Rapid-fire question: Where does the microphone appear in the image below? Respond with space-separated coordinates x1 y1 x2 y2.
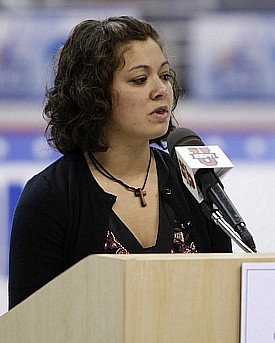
167 127 257 253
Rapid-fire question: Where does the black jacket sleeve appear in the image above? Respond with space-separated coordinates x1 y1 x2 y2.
8 175 67 309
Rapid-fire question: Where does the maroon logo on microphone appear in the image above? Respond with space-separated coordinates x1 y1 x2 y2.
178 159 196 189
188 147 218 166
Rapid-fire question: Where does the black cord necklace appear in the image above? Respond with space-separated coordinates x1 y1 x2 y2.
88 150 152 207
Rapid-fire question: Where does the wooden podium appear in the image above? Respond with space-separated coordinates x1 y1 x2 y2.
1 253 275 342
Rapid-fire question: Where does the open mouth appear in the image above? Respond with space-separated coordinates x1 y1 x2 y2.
156 109 166 114
151 106 168 115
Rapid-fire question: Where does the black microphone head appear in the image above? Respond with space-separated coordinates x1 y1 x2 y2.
166 127 204 161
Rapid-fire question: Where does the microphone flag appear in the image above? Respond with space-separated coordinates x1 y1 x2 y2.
175 145 234 202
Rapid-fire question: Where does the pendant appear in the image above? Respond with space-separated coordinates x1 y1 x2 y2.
134 188 147 207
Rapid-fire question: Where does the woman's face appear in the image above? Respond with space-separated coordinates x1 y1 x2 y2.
107 38 173 147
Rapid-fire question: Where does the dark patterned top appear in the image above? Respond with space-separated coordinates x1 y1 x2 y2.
104 199 197 254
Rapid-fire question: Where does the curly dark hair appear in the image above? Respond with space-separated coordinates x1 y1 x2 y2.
43 16 181 154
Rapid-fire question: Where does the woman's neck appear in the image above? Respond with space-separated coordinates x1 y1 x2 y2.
90 145 152 179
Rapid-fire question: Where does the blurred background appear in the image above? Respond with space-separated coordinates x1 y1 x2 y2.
1 0 275 315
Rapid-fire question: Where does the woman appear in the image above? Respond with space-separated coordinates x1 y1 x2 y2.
9 16 232 309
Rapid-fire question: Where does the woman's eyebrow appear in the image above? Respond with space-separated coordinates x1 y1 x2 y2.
127 61 170 72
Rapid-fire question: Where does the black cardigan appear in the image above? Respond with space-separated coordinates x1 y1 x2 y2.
9 148 232 308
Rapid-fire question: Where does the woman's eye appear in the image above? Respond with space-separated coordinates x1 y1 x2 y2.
132 77 147 85
161 73 172 81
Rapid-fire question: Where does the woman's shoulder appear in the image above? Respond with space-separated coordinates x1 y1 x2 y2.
152 146 173 164
35 150 84 175
23 151 87 195
152 146 180 176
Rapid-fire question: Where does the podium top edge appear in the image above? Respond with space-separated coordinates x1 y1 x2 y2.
87 253 275 263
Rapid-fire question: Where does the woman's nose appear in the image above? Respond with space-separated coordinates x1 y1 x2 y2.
150 78 168 99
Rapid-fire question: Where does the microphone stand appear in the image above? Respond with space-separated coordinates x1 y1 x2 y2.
201 202 257 254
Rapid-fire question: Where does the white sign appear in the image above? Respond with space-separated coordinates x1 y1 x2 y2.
241 262 275 343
